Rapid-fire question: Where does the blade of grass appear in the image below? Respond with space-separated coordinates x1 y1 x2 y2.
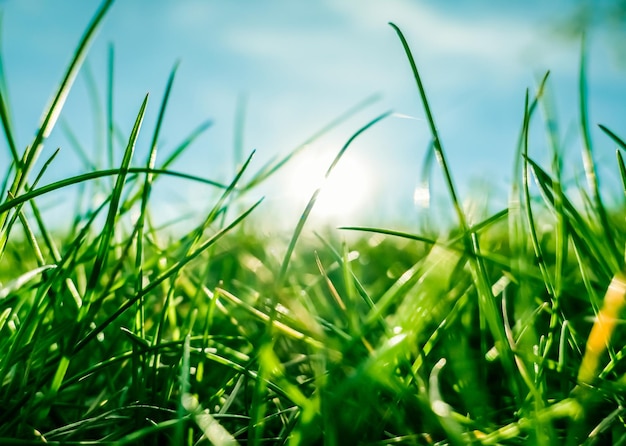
599 124 626 152
132 63 179 372
42 94 146 423
160 120 213 170
0 166 228 216
6 0 114 199
617 150 626 198
578 37 619 263
390 22 521 403
522 90 556 297
243 94 381 191
0 14 18 164
106 44 115 171
277 111 390 286
82 93 147 311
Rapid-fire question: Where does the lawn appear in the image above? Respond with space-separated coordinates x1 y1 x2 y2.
0 2 625 445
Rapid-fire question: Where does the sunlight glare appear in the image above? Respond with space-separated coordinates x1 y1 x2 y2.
283 149 374 221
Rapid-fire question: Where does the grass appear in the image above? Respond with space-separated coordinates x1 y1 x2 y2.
1 3 626 445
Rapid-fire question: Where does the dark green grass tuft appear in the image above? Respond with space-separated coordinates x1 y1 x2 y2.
0 4 625 445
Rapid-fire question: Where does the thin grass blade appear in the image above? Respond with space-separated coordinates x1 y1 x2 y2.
277 111 390 286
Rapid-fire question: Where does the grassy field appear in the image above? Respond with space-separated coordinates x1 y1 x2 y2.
1 2 626 445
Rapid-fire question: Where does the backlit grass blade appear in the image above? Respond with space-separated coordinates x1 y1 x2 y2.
522 90 555 297
599 124 626 152
617 150 626 198
107 44 115 170
0 16 18 164
160 119 213 170
82 94 147 308
243 93 381 191
60 119 98 170
527 156 617 279
578 38 619 263
134 63 179 342
7 0 114 199
44 94 146 420
0 167 227 216
390 22 520 403
81 61 106 164
277 111 390 286
389 22 465 231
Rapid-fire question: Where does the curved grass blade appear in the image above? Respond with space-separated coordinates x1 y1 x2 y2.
389 22 466 231
42 94 147 422
133 62 179 344
7 0 114 199
107 44 115 170
243 93 381 191
160 119 213 170
390 22 520 401
599 124 626 152
277 111 390 286
617 150 626 198
83 93 147 309
0 15 18 164
578 38 619 263
0 167 228 216
522 90 556 297
527 156 618 279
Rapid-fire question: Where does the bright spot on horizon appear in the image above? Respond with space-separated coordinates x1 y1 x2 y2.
282 149 374 222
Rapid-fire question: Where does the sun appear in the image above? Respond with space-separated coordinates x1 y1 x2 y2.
282 148 374 222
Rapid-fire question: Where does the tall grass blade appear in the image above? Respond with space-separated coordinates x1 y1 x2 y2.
243 94 380 191
160 119 213 170
578 38 619 263
0 167 227 216
0 16 18 164
277 111 390 286
82 94 147 309
7 0 114 198
106 44 115 170
617 150 626 198
390 22 520 402
42 94 146 420
599 124 626 152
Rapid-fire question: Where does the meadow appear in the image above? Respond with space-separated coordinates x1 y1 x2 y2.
1 2 626 444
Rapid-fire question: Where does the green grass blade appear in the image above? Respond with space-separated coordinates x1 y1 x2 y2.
60 119 98 170
527 156 618 279
7 0 114 198
522 90 555 297
0 17 18 164
243 94 381 191
617 150 626 198
82 93 147 308
390 22 521 402
0 167 228 216
159 120 213 170
578 38 619 263
389 22 466 231
277 111 390 286
599 124 626 152
107 44 115 170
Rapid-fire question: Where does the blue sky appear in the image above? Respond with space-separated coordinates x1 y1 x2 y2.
1 1 625 231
